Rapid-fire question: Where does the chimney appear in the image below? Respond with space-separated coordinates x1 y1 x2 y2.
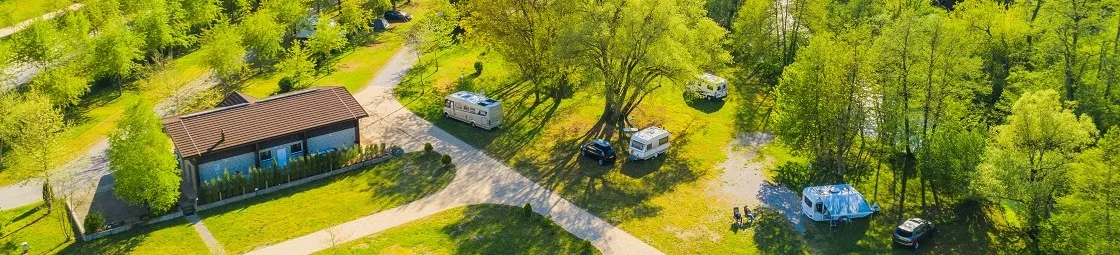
220 129 226 142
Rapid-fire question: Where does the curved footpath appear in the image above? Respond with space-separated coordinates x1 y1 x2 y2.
244 47 663 255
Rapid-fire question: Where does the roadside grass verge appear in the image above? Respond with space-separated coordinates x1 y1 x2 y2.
0 202 72 254
199 152 454 254
59 218 208 255
317 204 599 255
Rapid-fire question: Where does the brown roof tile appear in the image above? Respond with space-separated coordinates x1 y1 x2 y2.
162 86 368 157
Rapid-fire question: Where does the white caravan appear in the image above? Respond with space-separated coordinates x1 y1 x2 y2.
687 73 728 100
801 184 876 222
627 126 670 160
444 91 504 130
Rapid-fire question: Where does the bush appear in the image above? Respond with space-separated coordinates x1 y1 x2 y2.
84 211 106 233
473 61 483 75
522 203 534 218
424 143 434 153
278 76 297 92
441 154 452 166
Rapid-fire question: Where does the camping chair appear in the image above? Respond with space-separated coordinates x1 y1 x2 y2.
733 207 743 228
743 205 757 224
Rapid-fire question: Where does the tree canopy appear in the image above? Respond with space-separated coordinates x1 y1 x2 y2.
108 101 182 214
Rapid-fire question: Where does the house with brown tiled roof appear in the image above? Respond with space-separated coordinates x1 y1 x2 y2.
162 86 368 203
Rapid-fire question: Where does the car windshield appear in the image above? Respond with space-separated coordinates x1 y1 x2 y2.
595 144 614 154
895 228 913 237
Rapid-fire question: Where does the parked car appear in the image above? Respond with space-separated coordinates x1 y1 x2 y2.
893 218 934 249
385 9 412 22
581 139 617 165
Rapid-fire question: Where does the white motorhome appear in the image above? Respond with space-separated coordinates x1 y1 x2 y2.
687 73 728 100
801 184 876 222
627 126 670 160
444 91 504 130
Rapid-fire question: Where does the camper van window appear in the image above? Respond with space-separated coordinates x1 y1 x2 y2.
659 137 669 145
646 143 652 150
814 203 823 214
480 111 487 116
445 100 452 107
804 197 812 208
630 140 643 150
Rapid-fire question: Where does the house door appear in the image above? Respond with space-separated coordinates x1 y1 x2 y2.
277 148 289 168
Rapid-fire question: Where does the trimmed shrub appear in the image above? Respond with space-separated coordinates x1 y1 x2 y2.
278 76 297 92
441 154 452 166
522 203 533 218
424 143 434 153
473 61 483 75
84 211 106 233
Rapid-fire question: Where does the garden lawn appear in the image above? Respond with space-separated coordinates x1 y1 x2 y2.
395 45 769 254
0 0 75 28
59 218 208 255
0 47 209 186
199 152 455 254
239 0 431 98
0 203 72 254
317 204 599 255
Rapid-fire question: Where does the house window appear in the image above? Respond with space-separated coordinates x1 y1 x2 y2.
290 143 303 154
259 151 273 163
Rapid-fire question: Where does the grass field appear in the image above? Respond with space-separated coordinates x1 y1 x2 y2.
395 45 773 254
0 203 73 254
58 218 208 255
0 0 75 28
199 152 455 254
393 44 1033 254
318 204 599 255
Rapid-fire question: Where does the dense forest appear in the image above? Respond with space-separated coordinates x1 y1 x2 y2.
724 0 1120 252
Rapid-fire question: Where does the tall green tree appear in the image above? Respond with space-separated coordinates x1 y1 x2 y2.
463 0 568 101
200 21 247 82
134 0 191 57
180 0 222 30
774 29 873 181
977 89 1098 236
8 93 65 212
275 41 315 89
1041 126 1120 254
10 21 65 67
308 17 348 68
108 101 182 214
89 19 146 92
29 63 91 108
240 9 286 67
561 0 729 131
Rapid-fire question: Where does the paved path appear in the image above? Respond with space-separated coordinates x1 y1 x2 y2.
0 72 218 219
187 214 227 255
0 3 84 38
245 47 662 255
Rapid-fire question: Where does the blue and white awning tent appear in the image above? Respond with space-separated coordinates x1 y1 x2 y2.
803 184 875 221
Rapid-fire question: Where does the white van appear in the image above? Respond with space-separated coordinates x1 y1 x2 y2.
444 91 504 130
627 126 670 160
687 73 728 100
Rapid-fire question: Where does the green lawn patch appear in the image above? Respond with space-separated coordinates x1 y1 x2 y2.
59 218 208 255
395 45 764 254
0 203 73 254
318 204 599 255
0 0 76 28
199 152 455 254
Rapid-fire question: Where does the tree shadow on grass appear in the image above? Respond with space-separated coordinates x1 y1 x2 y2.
56 219 189 255
753 207 809 254
364 152 455 206
683 92 726 114
442 205 597 255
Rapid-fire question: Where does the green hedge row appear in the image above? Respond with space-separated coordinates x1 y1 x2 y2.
198 143 397 204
